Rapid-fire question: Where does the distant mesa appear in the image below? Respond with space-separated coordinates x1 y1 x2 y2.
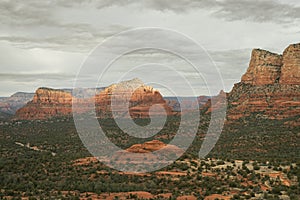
14 88 74 120
164 96 210 113
0 92 34 119
14 79 176 120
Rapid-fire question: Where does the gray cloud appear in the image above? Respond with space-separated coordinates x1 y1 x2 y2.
0 72 78 96
214 0 300 24
0 0 298 96
0 73 75 82
53 0 300 22
140 0 300 24
0 25 128 52
0 0 299 52
0 0 129 52
56 0 300 24
133 0 300 24
208 49 252 91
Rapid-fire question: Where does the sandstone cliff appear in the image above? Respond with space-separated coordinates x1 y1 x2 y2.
227 43 300 120
280 43 300 84
14 79 174 120
241 49 282 85
15 88 74 120
95 78 174 118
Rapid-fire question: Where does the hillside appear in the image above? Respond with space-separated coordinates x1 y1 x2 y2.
0 92 34 118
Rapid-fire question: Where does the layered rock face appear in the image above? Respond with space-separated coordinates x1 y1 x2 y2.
32 88 73 104
15 79 174 120
241 49 282 85
15 88 74 120
227 83 300 120
95 78 174 118
280 43 300 84
227 43 300 120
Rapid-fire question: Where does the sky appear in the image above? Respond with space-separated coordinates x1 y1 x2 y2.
0 0 299 97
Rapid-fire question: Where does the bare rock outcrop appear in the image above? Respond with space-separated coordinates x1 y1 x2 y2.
280 43 300 84
227 43 300 120
95 78 174 118
15 88 73 120
14 79 174 120
241 49 282 85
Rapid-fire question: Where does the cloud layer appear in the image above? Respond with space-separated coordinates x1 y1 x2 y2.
0 0 299 52
0 0 299 96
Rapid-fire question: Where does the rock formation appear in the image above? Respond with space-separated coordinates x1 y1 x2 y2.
95 78 174 118
125 140 183 154
280 43 300 84
241 49 282 85
15 88 74 120
126 140 168 153
14 43 300 121
14 79 174 120
226 43 300 120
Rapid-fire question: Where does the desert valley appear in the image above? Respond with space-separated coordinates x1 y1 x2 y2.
0 43 299 199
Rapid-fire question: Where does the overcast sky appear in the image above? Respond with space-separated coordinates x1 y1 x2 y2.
0 0 299 96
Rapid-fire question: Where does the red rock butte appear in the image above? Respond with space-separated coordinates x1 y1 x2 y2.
241 43 300 85
14 79 174 120
15 88 74 120
227 43 300 120
95 78 174 118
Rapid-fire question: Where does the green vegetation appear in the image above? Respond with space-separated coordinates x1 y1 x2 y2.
0 114 299 199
